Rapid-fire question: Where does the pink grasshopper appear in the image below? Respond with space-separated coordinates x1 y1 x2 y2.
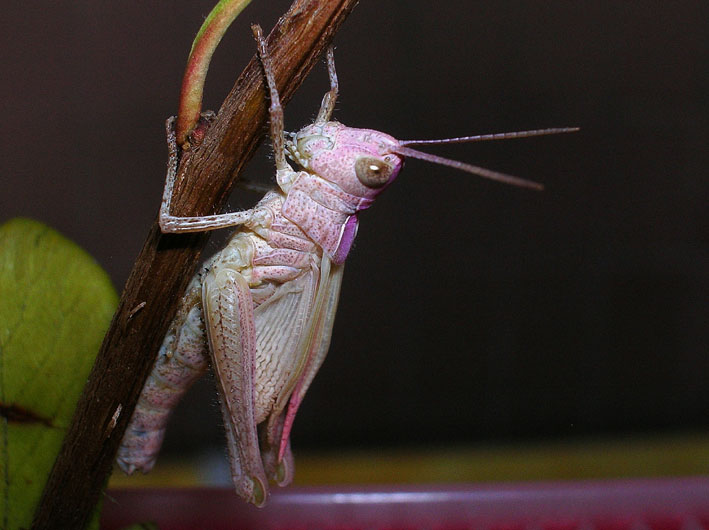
117 25 577 506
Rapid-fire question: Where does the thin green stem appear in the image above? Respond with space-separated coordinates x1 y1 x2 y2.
176 0 252 146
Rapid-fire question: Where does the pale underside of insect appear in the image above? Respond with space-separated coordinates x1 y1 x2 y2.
116 25 577 506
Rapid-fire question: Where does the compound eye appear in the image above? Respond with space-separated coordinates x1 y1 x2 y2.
354 156 393 188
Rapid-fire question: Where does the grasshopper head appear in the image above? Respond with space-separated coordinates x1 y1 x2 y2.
287 122 404 201
286 123 580 198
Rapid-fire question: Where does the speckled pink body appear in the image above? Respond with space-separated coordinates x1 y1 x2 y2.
118 119 406 505
283 122 403 263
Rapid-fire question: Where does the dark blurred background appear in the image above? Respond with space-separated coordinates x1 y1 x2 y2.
2 1 707 464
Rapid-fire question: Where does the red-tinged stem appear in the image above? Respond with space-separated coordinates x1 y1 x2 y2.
175 0 252 146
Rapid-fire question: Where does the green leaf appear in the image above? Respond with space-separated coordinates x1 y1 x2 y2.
0 218 118 530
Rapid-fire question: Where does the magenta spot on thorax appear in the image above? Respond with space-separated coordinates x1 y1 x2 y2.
333 215 359 264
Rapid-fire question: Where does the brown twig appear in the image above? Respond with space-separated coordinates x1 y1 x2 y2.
31 1 358 527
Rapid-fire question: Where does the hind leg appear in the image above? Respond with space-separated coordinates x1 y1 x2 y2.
117 275 208 473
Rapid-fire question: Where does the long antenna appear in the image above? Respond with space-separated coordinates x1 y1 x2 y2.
393 145 545 190
399 127 579 146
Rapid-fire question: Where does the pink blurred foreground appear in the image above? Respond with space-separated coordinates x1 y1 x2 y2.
102 477 709 530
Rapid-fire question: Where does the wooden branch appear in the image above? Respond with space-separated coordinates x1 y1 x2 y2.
31 1 358 527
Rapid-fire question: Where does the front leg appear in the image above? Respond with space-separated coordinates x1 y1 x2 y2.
161 26 291 235
315 46 339 124
251 24 288 174
159 117 257 233
202 265 268 506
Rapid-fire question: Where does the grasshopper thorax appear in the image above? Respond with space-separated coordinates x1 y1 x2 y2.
286 121 404 201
